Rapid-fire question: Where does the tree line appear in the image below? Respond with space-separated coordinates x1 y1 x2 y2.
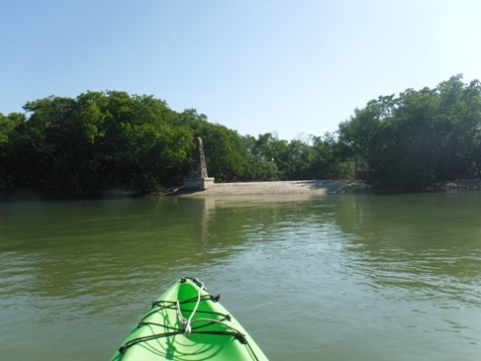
338 75 481 188
0 90 350 195
1 75 480 195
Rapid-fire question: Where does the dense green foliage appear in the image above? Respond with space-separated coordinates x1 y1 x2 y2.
1 91 193 193
339 75 481 188
0 91 350 194
2 74 480 194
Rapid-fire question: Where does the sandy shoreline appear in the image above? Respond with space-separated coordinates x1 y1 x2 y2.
169 179 481 198
1 179 480 201
171 180 371 197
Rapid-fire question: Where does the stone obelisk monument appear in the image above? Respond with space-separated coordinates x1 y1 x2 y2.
183 137 215 190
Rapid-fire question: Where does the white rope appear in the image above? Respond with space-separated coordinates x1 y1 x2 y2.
176 278 205 335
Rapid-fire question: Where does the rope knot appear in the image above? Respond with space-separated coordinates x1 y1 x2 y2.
176 279 205 335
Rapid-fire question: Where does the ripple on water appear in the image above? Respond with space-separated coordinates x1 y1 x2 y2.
2 195 481 361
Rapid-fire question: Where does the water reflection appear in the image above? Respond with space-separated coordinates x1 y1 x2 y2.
2 193 480 305
1 193 480 360
330 193 481 309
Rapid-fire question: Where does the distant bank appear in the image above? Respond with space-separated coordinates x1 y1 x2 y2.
169 179 481 198
171 180 370 197
2 179 480 202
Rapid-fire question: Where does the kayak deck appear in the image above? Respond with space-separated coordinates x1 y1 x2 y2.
110 277 268 361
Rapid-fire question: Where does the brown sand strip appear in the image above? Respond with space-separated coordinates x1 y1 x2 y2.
173 180 369 197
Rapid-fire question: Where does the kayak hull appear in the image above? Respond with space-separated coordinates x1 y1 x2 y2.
110 277 269 361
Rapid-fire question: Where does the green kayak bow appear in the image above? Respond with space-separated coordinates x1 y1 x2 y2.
110 277 269 361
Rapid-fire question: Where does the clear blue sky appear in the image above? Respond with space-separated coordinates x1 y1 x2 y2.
2 0 481 141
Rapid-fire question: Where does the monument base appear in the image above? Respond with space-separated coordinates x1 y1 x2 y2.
182 177 215 190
